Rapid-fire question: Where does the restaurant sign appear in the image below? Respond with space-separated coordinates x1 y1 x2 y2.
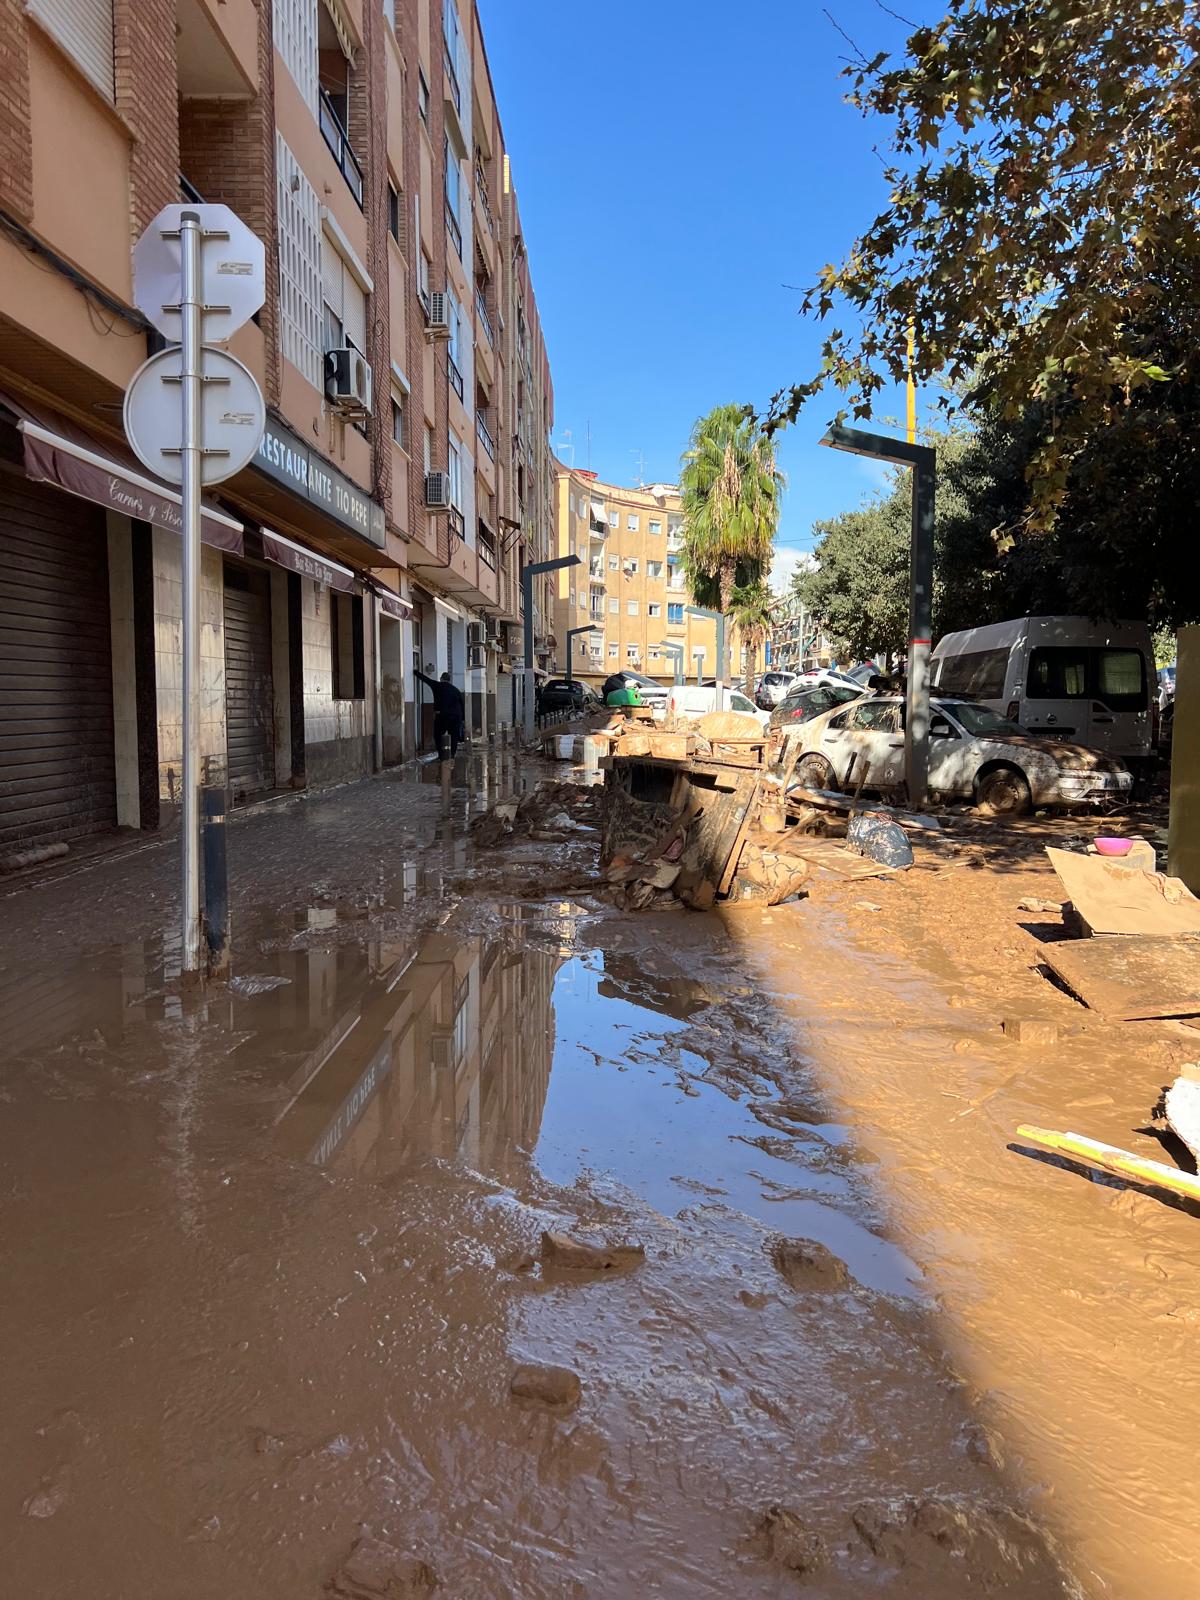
255 418 385 549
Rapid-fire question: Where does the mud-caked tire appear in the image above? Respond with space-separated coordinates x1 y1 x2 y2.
795 754 837 791
975 764 1031 817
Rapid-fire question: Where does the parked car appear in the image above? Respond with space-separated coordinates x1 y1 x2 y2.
600 669 669 709
538 678 596 716
790 694 1133 814
930 615 1155 761
767 682 861 733
794 666 863 692
669 683 770 727
755 670 799 710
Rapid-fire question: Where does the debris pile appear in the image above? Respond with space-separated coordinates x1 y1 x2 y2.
470 780 602 848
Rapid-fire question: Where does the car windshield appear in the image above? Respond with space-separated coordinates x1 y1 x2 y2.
781 685 858 717
947 702 1024 738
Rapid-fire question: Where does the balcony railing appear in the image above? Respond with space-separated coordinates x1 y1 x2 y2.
476 412 495 458
319 88 364 208
179 173 204 203
475 163 494 234
444 49 461 113
447 353 464 400
448 504 465 542
588 561 605 580
475 288 493 345
478 520 497 569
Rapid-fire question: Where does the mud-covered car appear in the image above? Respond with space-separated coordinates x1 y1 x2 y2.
755 670 799 710
768 682 861 733
790 694 1133 814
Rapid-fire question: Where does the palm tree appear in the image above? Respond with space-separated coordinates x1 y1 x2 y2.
678 404 785 676
727 581 774 695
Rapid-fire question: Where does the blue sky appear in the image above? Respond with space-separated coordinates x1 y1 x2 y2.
477 0 926 590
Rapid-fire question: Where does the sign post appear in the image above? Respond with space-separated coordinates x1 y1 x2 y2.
127 204 265 975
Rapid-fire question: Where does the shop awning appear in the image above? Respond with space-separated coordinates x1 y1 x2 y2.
373 582 413 620
589 499 607 523
2 393 245 553
260 526 355 592
433 595 465 623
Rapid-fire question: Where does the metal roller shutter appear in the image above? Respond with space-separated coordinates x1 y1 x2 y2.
0 472 116 852
222 562 275 802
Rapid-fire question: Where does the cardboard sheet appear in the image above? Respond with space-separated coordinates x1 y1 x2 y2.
1045 847 1200 938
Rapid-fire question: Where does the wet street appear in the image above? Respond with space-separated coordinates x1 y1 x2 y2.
0 753 1181 1597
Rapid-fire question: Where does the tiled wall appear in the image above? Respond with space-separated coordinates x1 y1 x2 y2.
153 529 227 803
301 577 373 782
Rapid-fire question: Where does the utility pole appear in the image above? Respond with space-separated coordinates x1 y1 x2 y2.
685 604 727 688
521 554 579 738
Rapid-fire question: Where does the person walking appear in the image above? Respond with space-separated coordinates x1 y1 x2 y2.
415 668 466 759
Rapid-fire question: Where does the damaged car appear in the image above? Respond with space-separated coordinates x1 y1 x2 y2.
791 695 1133 815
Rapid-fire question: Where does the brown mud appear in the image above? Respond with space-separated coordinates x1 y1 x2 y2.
0 756 1157 1596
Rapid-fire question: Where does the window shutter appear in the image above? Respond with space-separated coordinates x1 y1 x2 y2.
29 0 115 101
341 274 367 354
321 243 344 325
275 134 323 390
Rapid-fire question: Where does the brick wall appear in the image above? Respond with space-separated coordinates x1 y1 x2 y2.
349 0 392 528
0 0 32 219
394 0 430 556
114 0 179 239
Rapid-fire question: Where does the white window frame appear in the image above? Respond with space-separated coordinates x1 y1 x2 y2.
627 600 638 616
447 433 464 507
607 510 619 528
647 602 661 618
647 561 663 578
608 598 619 614
608 643 619 658
627 514 639 531
648 520 662 536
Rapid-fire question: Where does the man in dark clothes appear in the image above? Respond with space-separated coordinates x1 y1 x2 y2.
415 669 466 758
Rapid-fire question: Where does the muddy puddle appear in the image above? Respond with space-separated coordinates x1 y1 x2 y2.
1 876 1082 1596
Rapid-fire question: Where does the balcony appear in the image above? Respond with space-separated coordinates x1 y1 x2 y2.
447 353 464 400
475 287 493 345
446 205 463 261
448 505 465 542
476 412 495 459
588 560 606 581
478 519 497 570
319 88 364 207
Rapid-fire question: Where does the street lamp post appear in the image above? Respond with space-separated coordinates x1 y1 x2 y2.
657 640 684 685
685 605 727 688
820 424 936 807
521 554 580 739
564 624 593 683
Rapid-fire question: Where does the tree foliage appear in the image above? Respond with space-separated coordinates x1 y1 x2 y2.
726 581 774 692
679 405 785 624
772 0 1200 531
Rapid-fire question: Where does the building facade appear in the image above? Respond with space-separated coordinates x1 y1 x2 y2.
768 588 834 675
552 465 766 688
0 0 554 857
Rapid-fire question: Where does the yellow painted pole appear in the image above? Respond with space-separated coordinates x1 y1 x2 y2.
1016 1124 1200 1205
906 324 917 444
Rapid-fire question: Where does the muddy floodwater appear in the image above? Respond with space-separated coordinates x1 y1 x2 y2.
0 765 1154 1596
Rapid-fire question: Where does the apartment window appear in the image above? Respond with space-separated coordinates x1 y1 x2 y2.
608 643 619 658
648 520 662 536
423 423 434 474
331 593 366 700
608 598 619 614
418 67 430 126
275 135 324 390
649 647 660 660
418 249 431 309
272 0 318 111
447 434 463 506
626 645 639 661
569 589 576 607
390 389 407 449
624 559 638 575
627 514 639 531
627 600 638 616
648 602 661 618
29 0 115 99
647 560 663 578
667 603 684 624
569 494 577 517
322 238 367 353
608 555 618 571
578 592 586 609
668 514 684 538
607 510 619 528
387 182 405 249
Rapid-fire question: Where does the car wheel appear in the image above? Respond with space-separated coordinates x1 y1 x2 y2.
795 753 837 791
975 764 1031 817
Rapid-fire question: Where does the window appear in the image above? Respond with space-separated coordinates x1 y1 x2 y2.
331 593 366 700
447 434 463 506
608 643 619 658
934 646 1008 700
649 647 660 660
578 592 586 608
626 645 639 661
608 556 618 571
1096 648 1147 710
648 520 662 536
388 182 404 249
276 135 324 389
272 0 318 111
569 494 577 517
1027 646 1088 699
446 288 462 360
29 0 115 99
647 602 661 618
321 238 367 353
731 693 757 715
608 598 619 614
418 67 430 126
607 510 619 528
418 249 431 308
667 514 684 537
569 589 575 607
444 137 462 222
848 702 900 732
647 560 663 579
423 423 433 474
667 603 684 624
390 390 407 449
627 600 638 616
627 514 639 531
624 559 638 575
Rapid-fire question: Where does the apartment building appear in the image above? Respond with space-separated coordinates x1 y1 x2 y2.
769 588 833 674
0 0 553 857
552 466 765 688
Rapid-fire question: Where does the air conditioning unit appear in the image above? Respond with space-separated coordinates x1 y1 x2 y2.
468 643 486 669
425 291 451 340
424 471 452 509
483 616 499 642
467 620 485 649
325 347 373 411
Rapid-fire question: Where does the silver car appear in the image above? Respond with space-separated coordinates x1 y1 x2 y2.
755 670 799 710
791 695 1133 814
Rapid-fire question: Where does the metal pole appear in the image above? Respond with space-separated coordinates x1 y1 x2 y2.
201 784 230 978
905 459 935 809
716 613 727 689
180 211 203 975
522 566 535 742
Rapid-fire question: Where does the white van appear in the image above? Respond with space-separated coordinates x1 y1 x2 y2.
668 683 769 726
930 616 1154 759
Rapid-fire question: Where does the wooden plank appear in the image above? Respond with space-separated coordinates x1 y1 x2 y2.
1016 1124 1200 1205
717 773 762 896
1041 935 1200 1020
1046 846 1200 938
780 838 898 880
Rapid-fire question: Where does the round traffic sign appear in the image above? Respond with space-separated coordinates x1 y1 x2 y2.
133 203 266 344
124 346 265 487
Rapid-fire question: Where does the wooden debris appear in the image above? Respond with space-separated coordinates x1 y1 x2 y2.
1045 846 1200 938
1003 1016 1059 1046
1015 1123 1200 1205
1164 1067 1200 1168
1040 935 1200 1019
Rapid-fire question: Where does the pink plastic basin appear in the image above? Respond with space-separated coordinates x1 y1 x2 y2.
1094 836 1133 857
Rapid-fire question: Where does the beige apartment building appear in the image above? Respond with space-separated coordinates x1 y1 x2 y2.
552 466 767 688
0 0 554 857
